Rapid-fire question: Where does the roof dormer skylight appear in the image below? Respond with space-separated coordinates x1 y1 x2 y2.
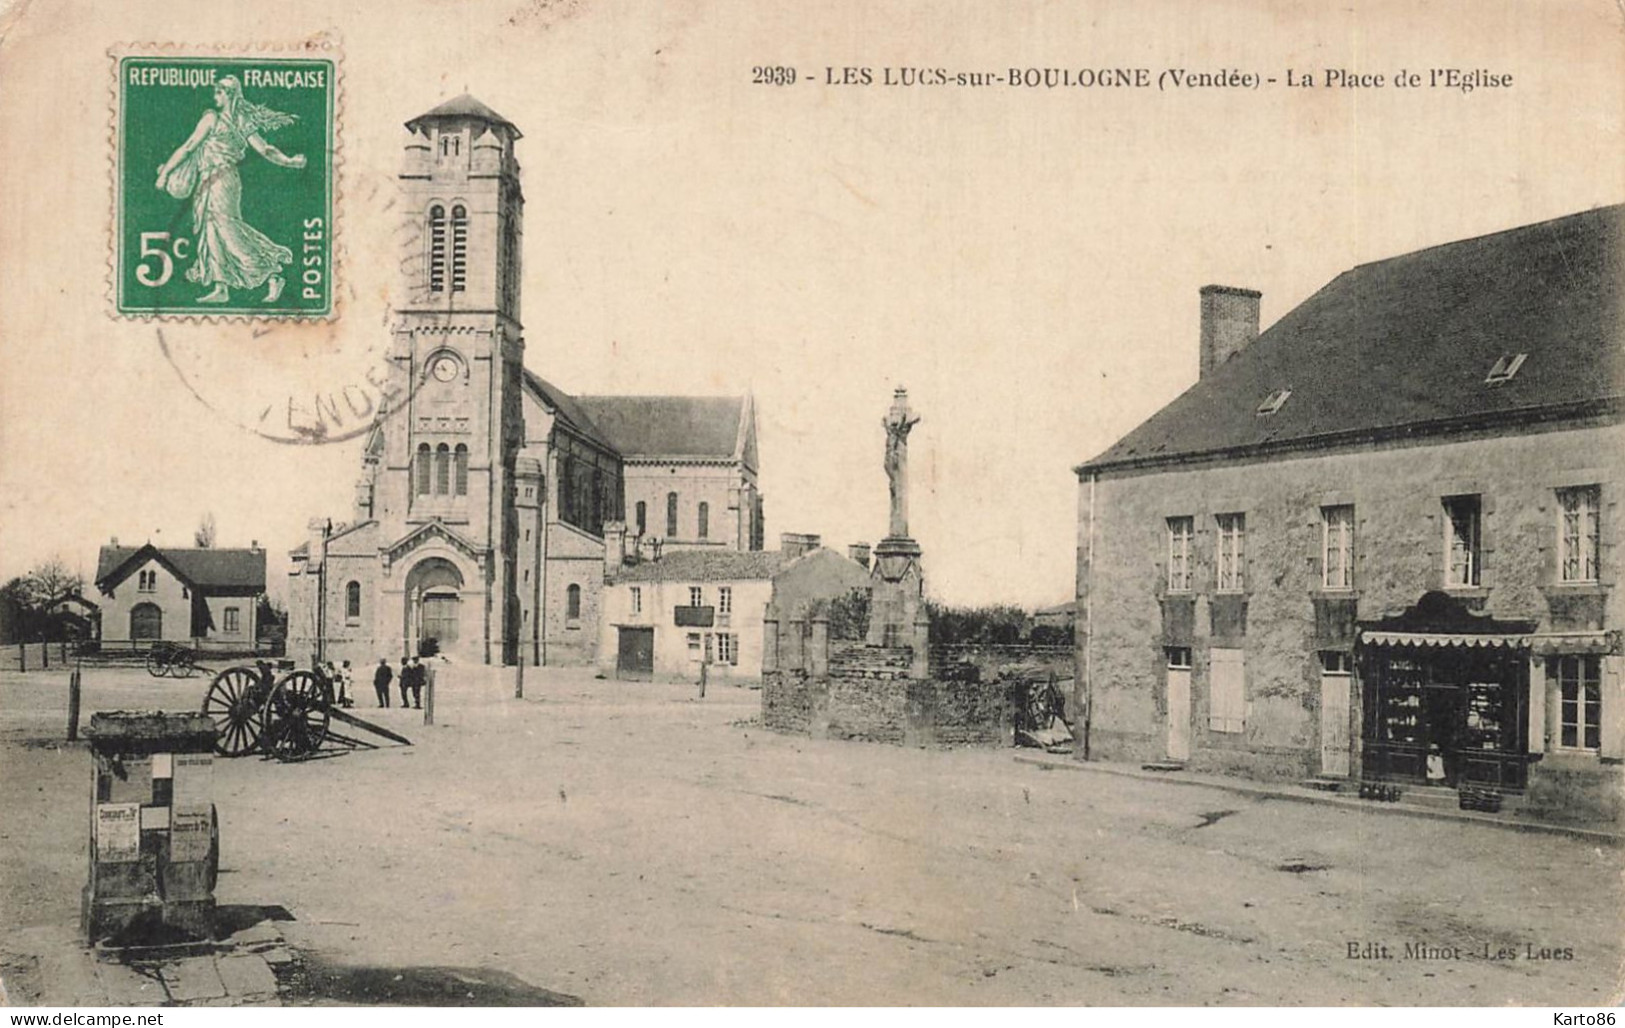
1485 353 1527 385
1256 389 1292 416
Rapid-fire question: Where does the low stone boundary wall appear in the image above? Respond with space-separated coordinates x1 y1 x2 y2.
760 627 1008 747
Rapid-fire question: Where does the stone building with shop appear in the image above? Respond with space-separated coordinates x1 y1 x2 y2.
286 96 762 668
1073 205 1623 819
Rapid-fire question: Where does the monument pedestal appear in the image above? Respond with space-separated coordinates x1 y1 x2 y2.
867 536 924 648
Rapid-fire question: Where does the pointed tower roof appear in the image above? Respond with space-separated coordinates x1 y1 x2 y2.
405 94 521 138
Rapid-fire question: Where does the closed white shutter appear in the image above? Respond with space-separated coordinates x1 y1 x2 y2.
1209 648 1246 733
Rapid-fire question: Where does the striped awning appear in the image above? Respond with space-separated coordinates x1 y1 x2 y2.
1360 630 1529 650
1529 631 1620 656
1359 629 1620 654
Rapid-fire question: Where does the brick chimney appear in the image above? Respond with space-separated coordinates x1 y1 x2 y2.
1199 285 1262 378
847 542 871 569
779 532 822 559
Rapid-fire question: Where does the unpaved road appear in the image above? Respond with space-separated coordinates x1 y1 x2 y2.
2 664 1620 1005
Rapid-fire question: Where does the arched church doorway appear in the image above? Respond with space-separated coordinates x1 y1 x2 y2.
405 558 464 657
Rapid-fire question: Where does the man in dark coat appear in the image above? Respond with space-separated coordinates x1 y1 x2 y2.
407 656 425 709
398 656 413 708
372 657 392 708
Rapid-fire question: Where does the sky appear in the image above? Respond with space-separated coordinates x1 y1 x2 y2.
0 0 1621 608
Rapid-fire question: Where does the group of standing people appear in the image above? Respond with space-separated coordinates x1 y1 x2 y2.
315 659 354 707
372 655 433 710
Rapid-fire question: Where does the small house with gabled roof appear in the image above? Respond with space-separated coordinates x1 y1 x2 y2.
1074 205 1623 820
95 541 266 650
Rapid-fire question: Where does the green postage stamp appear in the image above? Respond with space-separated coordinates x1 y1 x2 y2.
113 52 337 318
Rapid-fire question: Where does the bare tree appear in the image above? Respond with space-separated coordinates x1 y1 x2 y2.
194 512 217 548
19 557 84 611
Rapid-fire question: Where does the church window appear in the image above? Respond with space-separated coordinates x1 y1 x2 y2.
428 205 446 292
450 205 468 293
415 444 432 495
591 469 604 533
635 501 646 536
501 212 519 312
560 457 577 525
698 502 709 540
566 584 582 620
138 569 156 592
435 444 451 495
345 581 361 621
454 444 469 496
667 492 679 537
439 134 460 158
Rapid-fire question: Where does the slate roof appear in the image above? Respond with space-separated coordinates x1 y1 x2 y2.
1079 204 1625 473
96 545 267 592
614 548 789 583
406 94 520 136
575 396 745 459
522 370 619 453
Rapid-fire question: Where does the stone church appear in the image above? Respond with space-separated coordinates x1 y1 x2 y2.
286 96 763 667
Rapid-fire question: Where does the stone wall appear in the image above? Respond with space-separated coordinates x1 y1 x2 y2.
760 618 1007 747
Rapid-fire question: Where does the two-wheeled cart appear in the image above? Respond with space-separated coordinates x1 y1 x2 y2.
200 661 410 761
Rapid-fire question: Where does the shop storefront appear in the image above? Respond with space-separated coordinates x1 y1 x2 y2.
1358 592 1537 791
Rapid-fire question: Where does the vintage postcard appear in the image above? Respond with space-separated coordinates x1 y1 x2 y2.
0 0 1621 1016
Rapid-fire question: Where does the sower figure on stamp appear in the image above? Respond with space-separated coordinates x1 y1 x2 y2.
155 75 305 304
373 657 392 708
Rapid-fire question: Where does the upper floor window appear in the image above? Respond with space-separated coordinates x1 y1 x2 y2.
454 444 469 497
698 502 710 540
1558 485 1601 584
1443 495 1481 587
1166 516 1193 593
718 586 732 616
1321 505 1355 590
1215 513 1245 592
428 205 446 292
450 205 468 293
635 501 647 536
1552 654 1601 751
689 586 704 607
630 586 642 616
345 581 361 620
222 607 240 634
137 569 157 592
566 583 581 620
667 492 679 537
439 134 460 158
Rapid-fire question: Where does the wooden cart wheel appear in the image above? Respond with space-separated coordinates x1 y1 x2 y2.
172 649 199 679
146 647 170 678
203 666 267 757
262 670 331 760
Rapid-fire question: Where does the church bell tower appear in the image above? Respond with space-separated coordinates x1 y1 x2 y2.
375 95 527 663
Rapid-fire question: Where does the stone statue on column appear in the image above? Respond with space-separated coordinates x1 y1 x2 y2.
868 387 926 648
882 387 921 541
